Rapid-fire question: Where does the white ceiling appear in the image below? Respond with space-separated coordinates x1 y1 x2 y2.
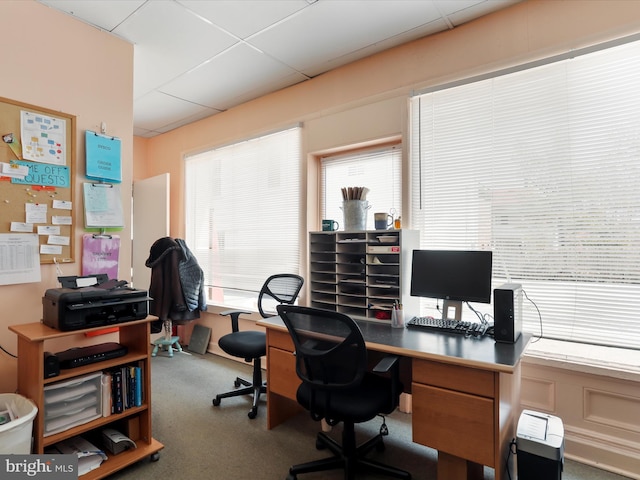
38 0 520 138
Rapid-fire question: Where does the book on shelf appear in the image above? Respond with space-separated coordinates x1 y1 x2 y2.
101 372 111 417
105 362 143 414
134 365 142 407
111 368 123 414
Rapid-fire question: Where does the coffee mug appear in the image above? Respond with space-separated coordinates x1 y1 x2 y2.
322 219 339 231
374 212 393 230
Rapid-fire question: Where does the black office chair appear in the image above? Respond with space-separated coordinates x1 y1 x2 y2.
213 273 304 419
277 304 411 480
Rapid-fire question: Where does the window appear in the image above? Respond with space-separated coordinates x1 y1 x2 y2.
185 127 301 311
410 38 640 349
321 145 402 229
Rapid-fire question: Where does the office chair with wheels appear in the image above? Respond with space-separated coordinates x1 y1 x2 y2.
277 304 411 480
213 273 304 419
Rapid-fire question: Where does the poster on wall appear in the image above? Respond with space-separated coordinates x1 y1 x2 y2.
82 234 120 280
85 131 122 183
83 182 124 228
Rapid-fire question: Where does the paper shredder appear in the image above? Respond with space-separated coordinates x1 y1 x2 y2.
516 410 564 480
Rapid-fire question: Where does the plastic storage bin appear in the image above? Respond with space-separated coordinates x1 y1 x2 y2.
0 393 38 454
44 371 102 437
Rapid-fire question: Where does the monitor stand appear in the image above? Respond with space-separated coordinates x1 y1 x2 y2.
442 300 463 321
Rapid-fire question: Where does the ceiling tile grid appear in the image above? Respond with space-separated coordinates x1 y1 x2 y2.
38 0 520 137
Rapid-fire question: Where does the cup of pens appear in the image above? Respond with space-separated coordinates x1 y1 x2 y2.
391 302 404 328
341 186 370 231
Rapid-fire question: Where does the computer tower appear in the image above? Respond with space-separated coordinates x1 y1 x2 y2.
493 283 522 343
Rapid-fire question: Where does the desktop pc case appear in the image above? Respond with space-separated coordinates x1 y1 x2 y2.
493 283 522 343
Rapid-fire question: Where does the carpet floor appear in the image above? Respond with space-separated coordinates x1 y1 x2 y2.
107 348 631 480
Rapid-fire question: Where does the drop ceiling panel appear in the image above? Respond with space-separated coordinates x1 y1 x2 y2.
114 1 239 98
134 91 219 132
161 43 307 110
302 17 450 77
38 0 145 32
443 0 520 26
250 0 442 75
177 0 309 39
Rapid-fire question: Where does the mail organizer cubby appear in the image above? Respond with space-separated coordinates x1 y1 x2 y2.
309 229 419 321
9 317 163 479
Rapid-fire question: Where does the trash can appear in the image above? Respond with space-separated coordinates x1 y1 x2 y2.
516 409 564 480
0 393 38 454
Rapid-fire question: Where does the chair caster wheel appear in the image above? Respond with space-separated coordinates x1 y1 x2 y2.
248 408 257 419
286 473 297 480
212 397 221 406
234 379 242 388
315 437 326 450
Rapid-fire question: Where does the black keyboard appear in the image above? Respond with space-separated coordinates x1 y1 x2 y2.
406 316 488 337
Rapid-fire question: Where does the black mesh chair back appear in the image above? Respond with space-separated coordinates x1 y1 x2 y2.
279 306 367 419
213 273 303 419
277 305 411 480
257 274 305 318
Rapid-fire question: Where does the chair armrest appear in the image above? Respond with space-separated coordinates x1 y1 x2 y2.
219 309 252 332
219 309 252 316
373 355 401 407
372 355 399 373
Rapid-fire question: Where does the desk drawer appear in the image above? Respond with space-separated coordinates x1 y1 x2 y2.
412 382 494 467
413 359 495 397
268 329 294 352
267 346 299 400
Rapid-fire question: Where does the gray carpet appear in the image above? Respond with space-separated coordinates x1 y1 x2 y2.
108 349 631 480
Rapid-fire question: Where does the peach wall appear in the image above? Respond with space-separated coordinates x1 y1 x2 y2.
133 137 149 182
142 0 640 242
0 1 133 393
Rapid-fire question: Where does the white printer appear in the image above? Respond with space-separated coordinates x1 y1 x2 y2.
516 409 564 480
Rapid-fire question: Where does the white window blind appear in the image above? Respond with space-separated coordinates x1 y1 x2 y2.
410 39 640 349
185 127 301 310
321 145 402 229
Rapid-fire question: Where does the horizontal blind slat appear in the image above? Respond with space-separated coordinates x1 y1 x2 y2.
410 38 640 349
185 127 301 302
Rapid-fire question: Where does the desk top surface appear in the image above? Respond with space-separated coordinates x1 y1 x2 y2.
258 316 530 374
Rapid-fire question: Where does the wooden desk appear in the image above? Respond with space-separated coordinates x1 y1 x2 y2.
258 316 530 480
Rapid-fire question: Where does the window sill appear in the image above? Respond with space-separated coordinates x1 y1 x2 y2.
523 337 640 382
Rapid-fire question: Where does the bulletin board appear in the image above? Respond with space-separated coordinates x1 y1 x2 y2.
0 96 76 264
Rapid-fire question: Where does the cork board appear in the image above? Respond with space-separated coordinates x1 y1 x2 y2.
0 96 76 264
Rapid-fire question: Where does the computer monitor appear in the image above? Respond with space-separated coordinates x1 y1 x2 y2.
410 249 493 321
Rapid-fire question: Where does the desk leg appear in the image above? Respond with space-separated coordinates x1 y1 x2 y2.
266 391 301 430
437 452 484 480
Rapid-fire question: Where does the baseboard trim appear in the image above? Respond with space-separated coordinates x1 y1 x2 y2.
564 424 640 479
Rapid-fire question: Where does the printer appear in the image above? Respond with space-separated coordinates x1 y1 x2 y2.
43 285 150 331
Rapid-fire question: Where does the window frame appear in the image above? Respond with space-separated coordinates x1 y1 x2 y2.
184 126 302 312
409 35 640 350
